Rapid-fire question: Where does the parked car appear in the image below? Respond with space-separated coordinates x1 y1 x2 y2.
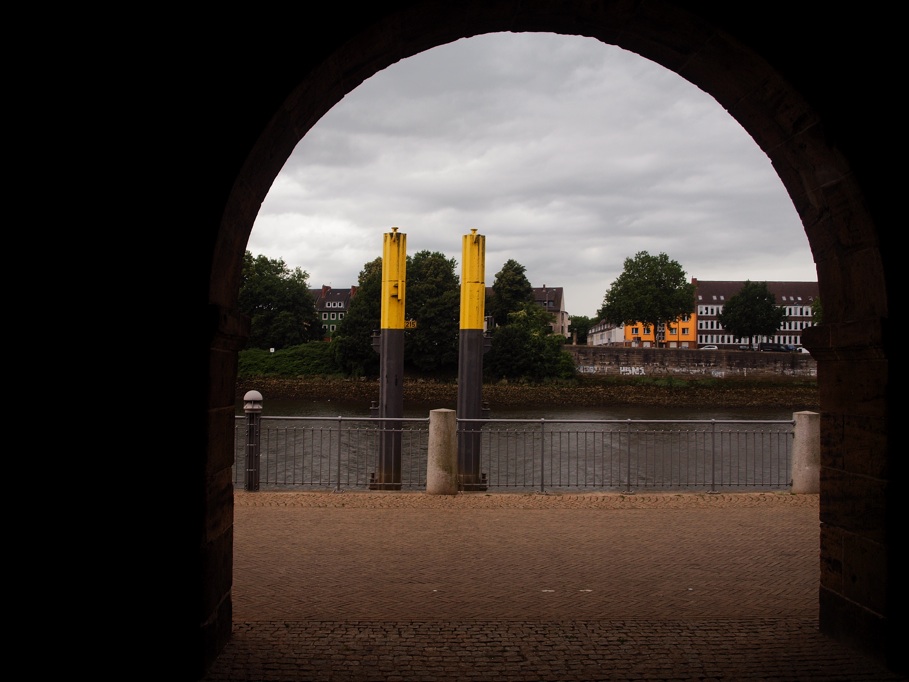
795 346 811 354
700 345 718 350
758 342 788 352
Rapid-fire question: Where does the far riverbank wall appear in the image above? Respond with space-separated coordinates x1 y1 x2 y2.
566 346 816 380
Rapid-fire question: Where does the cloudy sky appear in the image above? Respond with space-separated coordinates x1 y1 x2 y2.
248 32 816 319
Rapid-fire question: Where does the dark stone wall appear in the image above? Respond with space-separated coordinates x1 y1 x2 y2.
567 347 817 379
176 2 902 679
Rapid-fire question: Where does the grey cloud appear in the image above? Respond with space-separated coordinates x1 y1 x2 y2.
250 32 813 319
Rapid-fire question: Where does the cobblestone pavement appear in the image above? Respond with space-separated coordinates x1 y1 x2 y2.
202 491 906 681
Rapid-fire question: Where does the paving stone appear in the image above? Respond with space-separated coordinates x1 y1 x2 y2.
201 492 905 681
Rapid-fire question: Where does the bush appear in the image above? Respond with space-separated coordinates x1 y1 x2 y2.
237 342 342 379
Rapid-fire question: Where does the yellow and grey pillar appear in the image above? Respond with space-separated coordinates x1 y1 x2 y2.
457 228 487 490
371 227 406 490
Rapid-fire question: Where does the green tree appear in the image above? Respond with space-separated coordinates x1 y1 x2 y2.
568 315 592 345
717 280 787 347
404 250 460 374
239 251 322 350
484 302 576 383
811 296 823 324
597 251 695 346
330 257 383 377
488 259 534 328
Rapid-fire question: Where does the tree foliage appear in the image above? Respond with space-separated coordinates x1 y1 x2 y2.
274 250 580 383
568 315 592 345
404 250 460 374
488 259 534 327
597 251 695 343
811 296 823 324
239 251 322 350
484 302 576 383
330 257 383 377
717 280 787 346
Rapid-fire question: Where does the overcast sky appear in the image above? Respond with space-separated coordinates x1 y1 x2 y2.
248 32 816 319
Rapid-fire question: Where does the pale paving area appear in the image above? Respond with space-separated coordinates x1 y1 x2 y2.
202 491 907 681
231 491 819 623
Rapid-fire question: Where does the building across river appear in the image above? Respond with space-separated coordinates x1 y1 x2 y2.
587 279 818 350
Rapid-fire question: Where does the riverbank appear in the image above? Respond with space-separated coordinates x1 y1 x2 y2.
237 376 819 410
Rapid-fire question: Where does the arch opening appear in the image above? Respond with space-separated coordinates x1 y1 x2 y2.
194 4 899 679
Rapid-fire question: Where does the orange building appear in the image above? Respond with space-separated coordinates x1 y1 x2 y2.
623 314 697 348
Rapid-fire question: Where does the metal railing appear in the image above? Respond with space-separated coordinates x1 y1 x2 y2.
235 416 430 491
234 415 794 492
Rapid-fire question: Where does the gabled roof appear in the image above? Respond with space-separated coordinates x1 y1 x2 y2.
310 285 357 308
693 279 818 305
482 285 566 314
533 286 563 310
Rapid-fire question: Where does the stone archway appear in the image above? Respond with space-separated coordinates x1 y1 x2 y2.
192 2 900 678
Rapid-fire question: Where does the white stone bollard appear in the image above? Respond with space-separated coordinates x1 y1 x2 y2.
427 409 459 494
792 411 820 493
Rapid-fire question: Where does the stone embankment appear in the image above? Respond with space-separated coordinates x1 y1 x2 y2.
237 376 819 410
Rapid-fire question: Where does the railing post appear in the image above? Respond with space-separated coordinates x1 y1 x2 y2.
791 411 820 493
624 420 633 493
709 420 717 493
540 419 546 493
336 416 343 492
243 390 263 492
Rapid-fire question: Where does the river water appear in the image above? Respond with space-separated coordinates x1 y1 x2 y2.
236 397 807 422
234 396 811 491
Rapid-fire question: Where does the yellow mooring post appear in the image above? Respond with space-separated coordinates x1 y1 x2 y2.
370 227 406 490
457 228 488 490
